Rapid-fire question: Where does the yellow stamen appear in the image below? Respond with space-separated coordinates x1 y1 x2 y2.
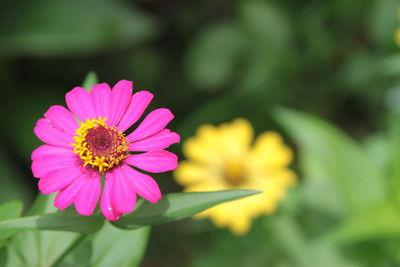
71 117 129 173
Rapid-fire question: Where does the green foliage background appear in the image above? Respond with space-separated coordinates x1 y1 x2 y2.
1 0 400 266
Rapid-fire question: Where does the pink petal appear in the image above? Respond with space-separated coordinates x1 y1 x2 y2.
108 167 137 214
129 129 180 152
91 83 112 120
34 118 73 148
65 87 97 121
108 80 132 127
44 105 79 134
127 108 174 142
31 145 72 161
74 171 101 216
121 164 161 203
100 176 122 221
32 154 79 178
38 165 83 194
124 150 178 173
54 172 88 210
117 91 153 132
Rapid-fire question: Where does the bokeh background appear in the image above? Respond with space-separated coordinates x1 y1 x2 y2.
1 0 400 266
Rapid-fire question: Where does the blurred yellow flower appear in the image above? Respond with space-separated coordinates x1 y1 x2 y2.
174 118 296 235
395 28 400 47
396 9 400 46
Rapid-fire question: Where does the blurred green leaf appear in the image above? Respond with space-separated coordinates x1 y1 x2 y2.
0 214 103 233
7 194 84 267
380 53 400 76
239 1 291 50
48 234 88 267
324 202 400 244
362 134 389 175
301 178 346 218
268 216 310 267
82 71 98 92
388 114 400 206
91 222 149 267
237 1 293 92
269 216 359 267
0 201 23 246
4 232 34 267
178 91 241 137
0 0 157 57
0 200 23 222
300 7 334 61
185 1 293 92
339 51 377 90
3 87 61 159
113 190 261 229
26 194 56 216
0 246 6 267
367 0 398 47
0 150 33 206
7 230 82 267
275 108 387 213
190 221 275 267
63 237 92 267
385 85 400 114
186 22 245 90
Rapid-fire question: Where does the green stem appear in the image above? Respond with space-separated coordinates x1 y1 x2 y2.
50 234 88 267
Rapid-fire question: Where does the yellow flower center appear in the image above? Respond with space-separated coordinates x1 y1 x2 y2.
224 162 245 186
71 117 129 173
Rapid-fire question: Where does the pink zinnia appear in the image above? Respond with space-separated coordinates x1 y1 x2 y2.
31 80 180 220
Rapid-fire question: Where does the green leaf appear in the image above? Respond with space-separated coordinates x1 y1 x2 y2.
0 201 23 223
8 194 85 267
7 230 81 267
91 222 149 267
0 214 103 234
112 190 260 229
63 236 92 267
47 234 88 267
275 108 387 213
323 202 400 244
82 71 98 92
0 201 23 246
27 194 56 216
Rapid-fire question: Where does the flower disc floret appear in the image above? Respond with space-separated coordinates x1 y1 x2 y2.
72 117 129 173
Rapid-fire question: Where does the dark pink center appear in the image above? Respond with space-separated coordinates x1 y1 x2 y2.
85 126 123 158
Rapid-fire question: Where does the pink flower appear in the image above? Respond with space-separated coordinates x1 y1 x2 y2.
31 80 180 220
